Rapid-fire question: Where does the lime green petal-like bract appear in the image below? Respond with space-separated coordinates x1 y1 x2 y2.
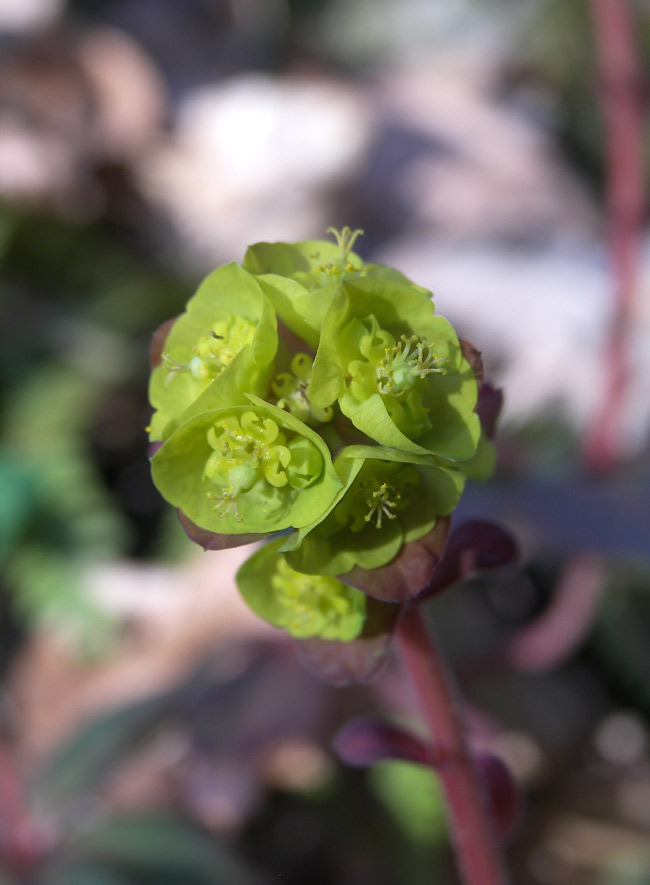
244 234 426 349
310 277 481 462
283 446 465 577
151 398 342 535
236 538 367 641
244 235 416 292
149 262 278 440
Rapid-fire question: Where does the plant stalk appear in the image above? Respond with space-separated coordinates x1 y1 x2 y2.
584 0 645 470
396 605 507 885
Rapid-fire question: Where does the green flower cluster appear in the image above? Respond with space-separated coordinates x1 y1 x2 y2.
149 229 491 643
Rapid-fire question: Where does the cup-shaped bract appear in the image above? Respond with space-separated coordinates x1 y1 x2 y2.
243 227 414 291
236 538 367 641
283 446 465 577
243 228 425 350
151 397 342 535
149 263 278 440
309 277 481 462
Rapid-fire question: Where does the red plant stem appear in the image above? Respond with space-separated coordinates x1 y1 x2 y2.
396 605 507 885
584 0 645 471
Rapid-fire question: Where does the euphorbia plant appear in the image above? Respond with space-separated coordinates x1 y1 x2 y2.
149 228 516 885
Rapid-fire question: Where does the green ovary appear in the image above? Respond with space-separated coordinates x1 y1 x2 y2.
272 353 333 426
203 411 323 522
335 462 418 532
163 315 255 387
271 557 365 639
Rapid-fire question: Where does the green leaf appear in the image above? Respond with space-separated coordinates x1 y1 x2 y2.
236 538 367 641
369 761 447 846
0 453 39 561
37 692 172 806
67 813 259 885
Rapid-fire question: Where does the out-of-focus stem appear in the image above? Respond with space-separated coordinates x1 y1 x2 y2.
396 605 508 885
502 554 604 673
584 0 645 471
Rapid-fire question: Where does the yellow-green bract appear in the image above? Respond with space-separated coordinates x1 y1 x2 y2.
148 228 491 642
237 538 367 641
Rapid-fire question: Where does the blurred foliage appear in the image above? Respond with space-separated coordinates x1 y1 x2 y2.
42 813 260 885
0 204 192 652
592 564 650 717
368 760 447 846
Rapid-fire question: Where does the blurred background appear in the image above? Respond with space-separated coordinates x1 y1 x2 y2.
0 0 649 882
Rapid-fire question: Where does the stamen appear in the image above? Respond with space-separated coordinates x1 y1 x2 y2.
271 354 333 426
160 316 255 387
202 411 321 519
206 488 244 522
376 334 447 396
363 481 401 529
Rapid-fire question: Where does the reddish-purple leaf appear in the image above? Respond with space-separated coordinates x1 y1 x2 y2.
459 338 484 388
334 719 433 767
341 517 451 603
476 383 504 439
178 510 265 551
294 597 399 686
150 317 179 369
334 730 519 841
422 520 518 599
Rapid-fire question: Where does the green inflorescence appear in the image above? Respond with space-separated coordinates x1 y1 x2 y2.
162 316 256 386
148 228 493 642
335 462 417 532
271 557 364 639
271 353 333 426
237 538 367 641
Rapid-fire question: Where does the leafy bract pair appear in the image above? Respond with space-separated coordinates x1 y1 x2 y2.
149 229 492 654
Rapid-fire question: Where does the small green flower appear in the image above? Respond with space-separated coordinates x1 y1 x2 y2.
283 446 465 577
243 226 367 291
270 353 333 426
243 227 424 350
151 397 342 534
149 262 278 440
309 278 481 461
236 538 367 641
